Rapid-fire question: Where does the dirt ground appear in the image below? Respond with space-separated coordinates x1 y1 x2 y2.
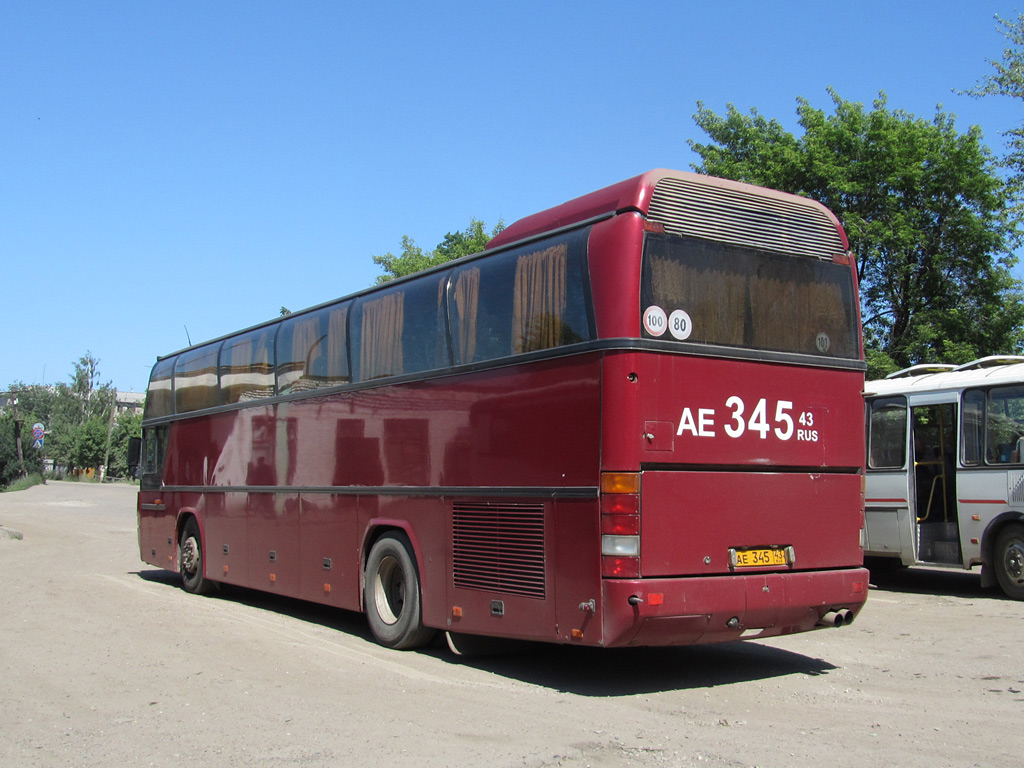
0 481 1021 768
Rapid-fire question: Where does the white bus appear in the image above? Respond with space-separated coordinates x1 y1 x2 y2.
864 356 1024 599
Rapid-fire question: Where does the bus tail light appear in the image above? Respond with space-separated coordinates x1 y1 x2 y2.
601 472 640 577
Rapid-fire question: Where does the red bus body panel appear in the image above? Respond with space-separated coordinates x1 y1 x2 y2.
138 169 867 649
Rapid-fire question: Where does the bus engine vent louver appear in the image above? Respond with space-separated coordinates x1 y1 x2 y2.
647 177 845 260
452 502 546 599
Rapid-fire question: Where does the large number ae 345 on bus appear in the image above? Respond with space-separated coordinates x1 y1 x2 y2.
136 169 869 652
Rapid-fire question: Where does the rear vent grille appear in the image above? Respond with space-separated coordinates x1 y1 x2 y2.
647 176 845 260
452 502 546 598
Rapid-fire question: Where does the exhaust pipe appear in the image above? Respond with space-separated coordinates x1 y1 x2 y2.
817 609 855 628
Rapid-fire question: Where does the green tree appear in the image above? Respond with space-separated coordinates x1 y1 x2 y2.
690 89 1024 377
106 410 143 479
0 415 44 486
3 355 140 482
372 218 505 284
70 417 109 474
962 13 1024 208
45 353 116 474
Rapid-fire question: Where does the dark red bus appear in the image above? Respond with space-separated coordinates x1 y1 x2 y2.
137 169 868 651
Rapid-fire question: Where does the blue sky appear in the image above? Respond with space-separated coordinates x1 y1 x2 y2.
3 1 1022 393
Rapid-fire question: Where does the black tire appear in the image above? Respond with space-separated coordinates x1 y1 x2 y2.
179 517 214 596
364 532 436 649
994 523 1024 600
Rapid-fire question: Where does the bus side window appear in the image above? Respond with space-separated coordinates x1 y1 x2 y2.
351 276 448 381
140 426 169 490
449 230 592 366
277 304 350 394
962 389 984 465
867 397 908 469
221 326 276 404
174 344 221 413
144 356 176 419
986 385 1024 464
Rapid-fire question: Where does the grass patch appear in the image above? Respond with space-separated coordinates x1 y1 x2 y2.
3 474 46 493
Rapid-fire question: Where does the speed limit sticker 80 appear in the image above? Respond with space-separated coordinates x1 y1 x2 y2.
677 397 819 442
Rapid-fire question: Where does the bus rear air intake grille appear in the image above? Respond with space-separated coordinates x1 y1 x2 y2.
648 177 845 260
452 502 546 599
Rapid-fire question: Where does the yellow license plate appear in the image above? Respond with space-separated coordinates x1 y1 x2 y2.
730 547 789 568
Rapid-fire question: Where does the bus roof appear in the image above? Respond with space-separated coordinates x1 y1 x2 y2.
865 356 1024 397
487 169 849 252
155 169 850 363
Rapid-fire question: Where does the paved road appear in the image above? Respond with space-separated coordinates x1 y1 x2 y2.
0 481 1021 767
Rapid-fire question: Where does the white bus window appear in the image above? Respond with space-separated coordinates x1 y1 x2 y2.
962 389 984 466
986 385 1024 464
868 397 907 469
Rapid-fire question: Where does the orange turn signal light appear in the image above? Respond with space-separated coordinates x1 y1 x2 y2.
601 472 640 494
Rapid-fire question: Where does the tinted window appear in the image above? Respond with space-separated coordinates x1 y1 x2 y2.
641 233 859 358
174 344 220 413
139 425 168 490
221 327 276 404
449 228 592 365
351 276 449 381
276 303 350 395
144 357 176 419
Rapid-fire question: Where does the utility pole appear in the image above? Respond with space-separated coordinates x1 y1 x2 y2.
102 390 116 482
10 396 26 478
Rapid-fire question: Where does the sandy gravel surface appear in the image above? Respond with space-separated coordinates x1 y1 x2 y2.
0 481 1021 768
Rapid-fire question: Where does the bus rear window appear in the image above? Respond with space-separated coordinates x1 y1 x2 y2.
641 233 858 359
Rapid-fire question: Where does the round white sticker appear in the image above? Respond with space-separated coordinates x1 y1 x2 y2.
643 305 667 337
668 309 693 340
815 333 831 353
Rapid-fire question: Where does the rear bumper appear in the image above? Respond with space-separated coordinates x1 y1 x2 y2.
599 567 869 647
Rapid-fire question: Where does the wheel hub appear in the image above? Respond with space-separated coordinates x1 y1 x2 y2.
181 536 199 576
1007 541 1024 584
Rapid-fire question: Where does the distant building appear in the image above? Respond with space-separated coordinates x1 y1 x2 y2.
0 388 145 416
115 391 146 414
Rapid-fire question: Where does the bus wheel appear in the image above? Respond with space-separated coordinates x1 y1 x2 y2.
179 518 214 596
994 523 1024 600
364 533 436 650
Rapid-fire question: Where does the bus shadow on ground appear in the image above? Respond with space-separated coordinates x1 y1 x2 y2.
440 641 837 697
135 568 835 695
867 563 1005 600
135 567 378 642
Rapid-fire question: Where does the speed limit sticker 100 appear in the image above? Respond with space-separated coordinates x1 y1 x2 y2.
676 397 819 442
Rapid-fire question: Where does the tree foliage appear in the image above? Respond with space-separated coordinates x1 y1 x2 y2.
372 218 505 284
0 415 43 485
962 13 1024 209
690 89 1024 377
1 353 142 485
